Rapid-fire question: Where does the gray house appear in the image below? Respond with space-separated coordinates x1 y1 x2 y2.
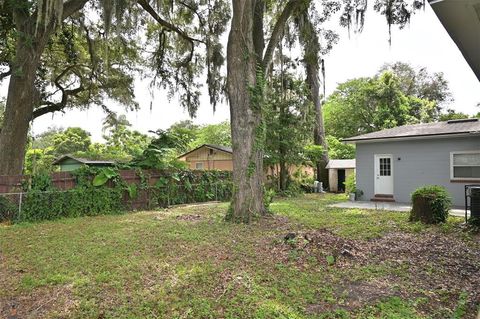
344 119 480 206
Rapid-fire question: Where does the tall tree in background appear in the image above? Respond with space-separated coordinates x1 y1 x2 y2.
324 70 443 138
295 7 334 186
264 66 314 192
102 114 151 158
52 127 92 155
379 62 452 120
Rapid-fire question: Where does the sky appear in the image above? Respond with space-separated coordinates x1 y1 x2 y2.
2 2 480 142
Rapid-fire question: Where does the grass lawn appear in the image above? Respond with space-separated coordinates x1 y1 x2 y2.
1 194 479 318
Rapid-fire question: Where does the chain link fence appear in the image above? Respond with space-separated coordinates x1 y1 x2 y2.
0 182 233 223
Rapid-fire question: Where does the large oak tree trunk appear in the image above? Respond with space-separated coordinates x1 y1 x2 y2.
226 0 266 223
0 21 49 176
0 0 88 176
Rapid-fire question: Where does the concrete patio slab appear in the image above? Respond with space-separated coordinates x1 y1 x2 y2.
329 201 469 219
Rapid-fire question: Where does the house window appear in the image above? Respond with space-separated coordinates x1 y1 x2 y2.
451 151 480 180
379 158 391 176
195 162 204 170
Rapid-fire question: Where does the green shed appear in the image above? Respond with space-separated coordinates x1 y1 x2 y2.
53 155 115 172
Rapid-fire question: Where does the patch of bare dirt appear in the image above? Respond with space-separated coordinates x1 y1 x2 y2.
264 224 480 318
175 214 202 222
0 284 78 319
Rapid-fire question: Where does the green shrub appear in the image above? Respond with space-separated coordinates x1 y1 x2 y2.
0 196 18 222
345 174 356 194
410 185 451 224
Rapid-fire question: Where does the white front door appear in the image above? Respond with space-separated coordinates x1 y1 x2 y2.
374 154 393 195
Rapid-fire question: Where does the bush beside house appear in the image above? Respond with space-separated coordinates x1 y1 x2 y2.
410 185 452 224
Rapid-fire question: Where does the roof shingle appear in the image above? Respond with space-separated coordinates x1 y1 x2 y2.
343 119 480 142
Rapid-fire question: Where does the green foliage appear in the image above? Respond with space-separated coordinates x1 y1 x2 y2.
101 114 151 159
24 148 56 175
324 64 452 139
188 121 232 149
131 129 187 170
264 65 315 192
303 144 325 168
410 185 452 224
167 120 200 153
31 126 64 149
0 196 18 222
452 292 468 319
13 167 232 223
52 127 92 156
345 174 356 194
379 62 452 115
439 109 478 122
326 255 335 266
263 188 276 212
92 167 119 187
29 173 53 191
326 136 355 159
150 170 232 208
20 187 124 222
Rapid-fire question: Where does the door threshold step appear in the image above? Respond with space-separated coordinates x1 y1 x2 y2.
371 197 396 202
374 194 394 198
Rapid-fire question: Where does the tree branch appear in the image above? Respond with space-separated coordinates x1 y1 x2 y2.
178 1 206 26
137 0 205 44
32 65 84 119
63 0 90 19
262 0 306 72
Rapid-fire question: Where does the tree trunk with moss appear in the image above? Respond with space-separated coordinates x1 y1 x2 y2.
226 0 301 222
225 0 266 222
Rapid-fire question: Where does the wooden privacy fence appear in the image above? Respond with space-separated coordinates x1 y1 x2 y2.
0 169 233 218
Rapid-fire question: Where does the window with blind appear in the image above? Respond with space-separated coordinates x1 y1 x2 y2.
450 152 480 180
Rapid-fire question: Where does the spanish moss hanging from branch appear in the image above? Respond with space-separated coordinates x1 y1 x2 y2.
340 0 368 37
373 0 425 44
35 0 64 34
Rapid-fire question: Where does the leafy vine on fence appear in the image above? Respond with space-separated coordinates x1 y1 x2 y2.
3 167 232 223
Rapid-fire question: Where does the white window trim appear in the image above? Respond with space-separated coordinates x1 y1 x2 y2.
195 162 204 170
450 150 480 180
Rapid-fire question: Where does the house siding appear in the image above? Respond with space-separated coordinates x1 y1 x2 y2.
179 146 234 171
356 136 480 206
58 158 84 172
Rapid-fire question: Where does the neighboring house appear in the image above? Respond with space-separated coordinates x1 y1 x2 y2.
178 144 233 171
53 155 115 172
178 144 315 178
344 119 480 206
326 159 356 193
429 0 480 81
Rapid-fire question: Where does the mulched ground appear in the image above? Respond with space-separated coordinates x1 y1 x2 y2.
265 221 480 318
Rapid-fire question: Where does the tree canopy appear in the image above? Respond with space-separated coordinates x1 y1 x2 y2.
324 63 452 139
